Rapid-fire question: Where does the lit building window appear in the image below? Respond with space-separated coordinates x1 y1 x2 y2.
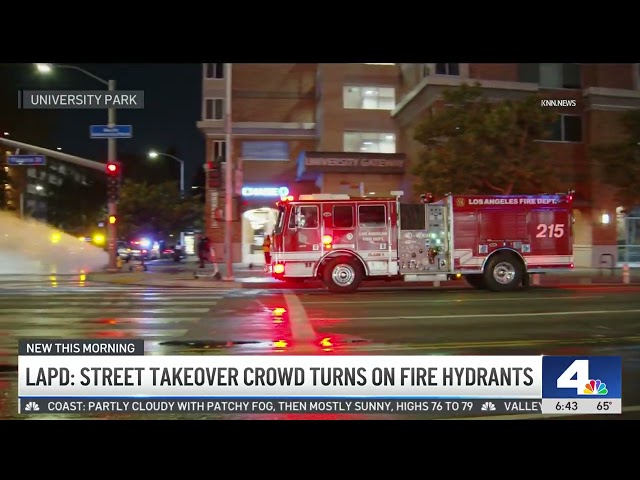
204 98 224 120
344 132 396 153
204 63 224 79
343 86 395 110
435 63 460 76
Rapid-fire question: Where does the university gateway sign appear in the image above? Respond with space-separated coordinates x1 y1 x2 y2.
299 151 406 176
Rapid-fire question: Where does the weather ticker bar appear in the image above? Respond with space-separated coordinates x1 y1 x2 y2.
19 398 541 416
18 90 145 109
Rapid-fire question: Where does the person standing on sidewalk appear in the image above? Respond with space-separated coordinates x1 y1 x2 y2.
197 236 221 279
263 234 272 272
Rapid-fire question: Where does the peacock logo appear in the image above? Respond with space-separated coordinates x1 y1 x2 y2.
583 379 608 395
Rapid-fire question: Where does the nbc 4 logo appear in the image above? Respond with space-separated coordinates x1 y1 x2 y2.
557 360 608 395
24 401 40 412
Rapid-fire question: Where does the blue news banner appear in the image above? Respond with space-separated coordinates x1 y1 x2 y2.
541 356 622 415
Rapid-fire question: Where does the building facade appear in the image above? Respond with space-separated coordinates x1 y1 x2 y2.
393 63 640 268
197 63 404 265
3 149 90 223
197 63 640 267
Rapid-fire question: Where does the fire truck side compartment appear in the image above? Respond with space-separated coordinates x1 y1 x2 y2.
398 202 451 276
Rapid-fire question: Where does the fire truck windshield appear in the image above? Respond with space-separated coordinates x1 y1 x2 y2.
274 206 286 234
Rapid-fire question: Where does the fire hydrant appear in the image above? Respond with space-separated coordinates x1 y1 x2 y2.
116 256 123 270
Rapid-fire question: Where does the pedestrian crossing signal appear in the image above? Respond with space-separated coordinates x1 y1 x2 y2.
108 215 117 224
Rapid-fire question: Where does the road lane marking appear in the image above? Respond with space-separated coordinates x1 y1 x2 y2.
308 309 640 321
441 404 640 420
284 292 316 343
331 335 640 351
0 307 211 314
301 295 605 305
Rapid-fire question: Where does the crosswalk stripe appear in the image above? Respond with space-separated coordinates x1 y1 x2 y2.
0 288 227 359
0 287 236 294
0 283 234 289
0 296 224 310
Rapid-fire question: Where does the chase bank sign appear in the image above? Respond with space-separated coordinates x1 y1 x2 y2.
241 186 290 197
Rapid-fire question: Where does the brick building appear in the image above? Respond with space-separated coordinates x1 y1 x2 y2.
197 63 403 265
197 63 640 267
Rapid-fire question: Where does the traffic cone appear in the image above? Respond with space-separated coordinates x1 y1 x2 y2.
622 263 630 284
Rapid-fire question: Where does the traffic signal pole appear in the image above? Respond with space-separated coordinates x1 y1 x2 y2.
0 137 121 271
0 138 108 171
107 79 118 271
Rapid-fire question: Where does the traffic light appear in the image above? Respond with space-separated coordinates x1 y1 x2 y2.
106 162 121 201
108 215 117 224
208 162 221 188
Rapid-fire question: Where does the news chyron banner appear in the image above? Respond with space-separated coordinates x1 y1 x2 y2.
17 339 622 417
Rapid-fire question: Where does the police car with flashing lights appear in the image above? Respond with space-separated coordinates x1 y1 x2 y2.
127 238 160 260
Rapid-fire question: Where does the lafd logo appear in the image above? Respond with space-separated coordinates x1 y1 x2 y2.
455 198 465 207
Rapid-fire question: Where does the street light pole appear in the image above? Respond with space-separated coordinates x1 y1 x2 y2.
107 79 118 271
148 150 186 246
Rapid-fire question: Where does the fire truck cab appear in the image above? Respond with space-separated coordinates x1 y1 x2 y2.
271 191 574 293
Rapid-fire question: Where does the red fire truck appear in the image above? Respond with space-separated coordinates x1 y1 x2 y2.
270 191 574 293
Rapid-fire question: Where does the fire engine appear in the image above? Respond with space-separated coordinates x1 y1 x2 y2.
270 191 574 293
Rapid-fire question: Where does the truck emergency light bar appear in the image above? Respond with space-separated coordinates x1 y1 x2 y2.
298 194 351 201
288 191 405 202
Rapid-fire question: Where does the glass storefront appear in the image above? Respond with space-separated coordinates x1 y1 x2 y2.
242 207 278 265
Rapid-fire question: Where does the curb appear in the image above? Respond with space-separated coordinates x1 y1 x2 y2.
85 276 640 290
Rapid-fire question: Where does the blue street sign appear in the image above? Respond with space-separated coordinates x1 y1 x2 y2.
7 155 46 166
90 125 133 139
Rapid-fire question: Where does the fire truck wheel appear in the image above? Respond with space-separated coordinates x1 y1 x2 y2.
464 275 486 289
323 257 364 293
483 253 524 292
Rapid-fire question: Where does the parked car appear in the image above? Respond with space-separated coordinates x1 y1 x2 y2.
116 241 131 262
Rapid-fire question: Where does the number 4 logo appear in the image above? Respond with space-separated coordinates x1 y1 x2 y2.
556 360 590 394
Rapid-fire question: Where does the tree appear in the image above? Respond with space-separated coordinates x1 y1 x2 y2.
117 179 204 239
118 151 180 186
412 83 559 196
589 109 640 211
46 172 107 231
0 156 9 210
190 163 206 204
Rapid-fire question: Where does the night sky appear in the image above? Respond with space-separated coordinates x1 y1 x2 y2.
6 63 204 186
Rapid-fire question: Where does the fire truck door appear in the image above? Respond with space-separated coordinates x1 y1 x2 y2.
286 204 321 253
323 203 355 248
356 203 389 251
529 208 572 256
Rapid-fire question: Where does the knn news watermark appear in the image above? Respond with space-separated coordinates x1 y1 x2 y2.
540 99 577 107
18 90 144 109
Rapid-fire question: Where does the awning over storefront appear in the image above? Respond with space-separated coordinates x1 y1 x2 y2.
297 151 407 181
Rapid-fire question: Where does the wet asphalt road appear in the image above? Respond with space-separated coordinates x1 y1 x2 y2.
1 279 639 420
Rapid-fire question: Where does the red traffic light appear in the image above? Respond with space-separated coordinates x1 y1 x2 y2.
106 163 119 174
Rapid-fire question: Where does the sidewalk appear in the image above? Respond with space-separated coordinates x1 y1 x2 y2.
86 265 640 289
